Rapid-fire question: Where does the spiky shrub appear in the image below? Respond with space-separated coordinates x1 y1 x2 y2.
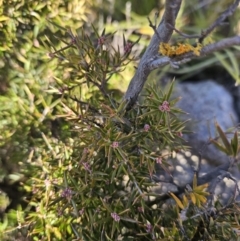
20 25 188 240
20 23 240 240
0 0 92 239
2 1 240 240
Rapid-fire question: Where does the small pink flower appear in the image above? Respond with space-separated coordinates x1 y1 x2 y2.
87 125 91 130
159 100 170 112
144 124 150 132
96 207 100 213
48 52 55 58
111 141 119 148
32 186 38 194
82 162 91 173
57 207 63 217
61 187 73 201
98 36 105 46
159 106 164 111
58 86 69 94
156 157 162 164
124 42 133 54
137 206 144 213
177 132 183 137
146 223 152 233
70 37 76 45
111 212 120 222
79 208 84 215
44 179 51 188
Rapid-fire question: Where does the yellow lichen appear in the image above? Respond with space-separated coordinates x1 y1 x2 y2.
192 43 202 56
159 42 202 57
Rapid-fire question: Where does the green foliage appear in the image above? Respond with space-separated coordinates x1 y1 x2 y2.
170 175 209 210
1 1 240 240
0 0 92 239
211 122 240 158
18 23 240 240
24 97 186 239
0 0 92 180
21 25 186 240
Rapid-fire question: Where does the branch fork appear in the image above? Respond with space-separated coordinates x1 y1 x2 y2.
124 0 240 109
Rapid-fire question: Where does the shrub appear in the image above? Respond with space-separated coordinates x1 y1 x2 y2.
1 0 240 240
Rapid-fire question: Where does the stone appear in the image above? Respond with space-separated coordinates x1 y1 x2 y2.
174 80 238 171
154 80 240 204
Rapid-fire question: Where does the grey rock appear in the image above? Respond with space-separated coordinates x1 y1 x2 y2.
174 80 238 170
154 80 240 204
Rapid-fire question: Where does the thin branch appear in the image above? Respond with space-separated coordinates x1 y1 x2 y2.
147 35 240 71
147 13 161 40
167 23 200 39
124 0 182 109
199 0 240 43
167 0 240 42
68 96 100 114
124 0 240 111
147 56 170 70
200 35 240 55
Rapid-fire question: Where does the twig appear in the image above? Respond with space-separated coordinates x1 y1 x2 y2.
169 58 191 69
147 13 161 40
168 0 240 43
200 35 240 55
124 0 183 109
68 96 100 114
147 35 240 71
167 23 200 39
199 0 240 43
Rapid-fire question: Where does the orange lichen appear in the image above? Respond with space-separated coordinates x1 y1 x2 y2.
159 42 202 57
